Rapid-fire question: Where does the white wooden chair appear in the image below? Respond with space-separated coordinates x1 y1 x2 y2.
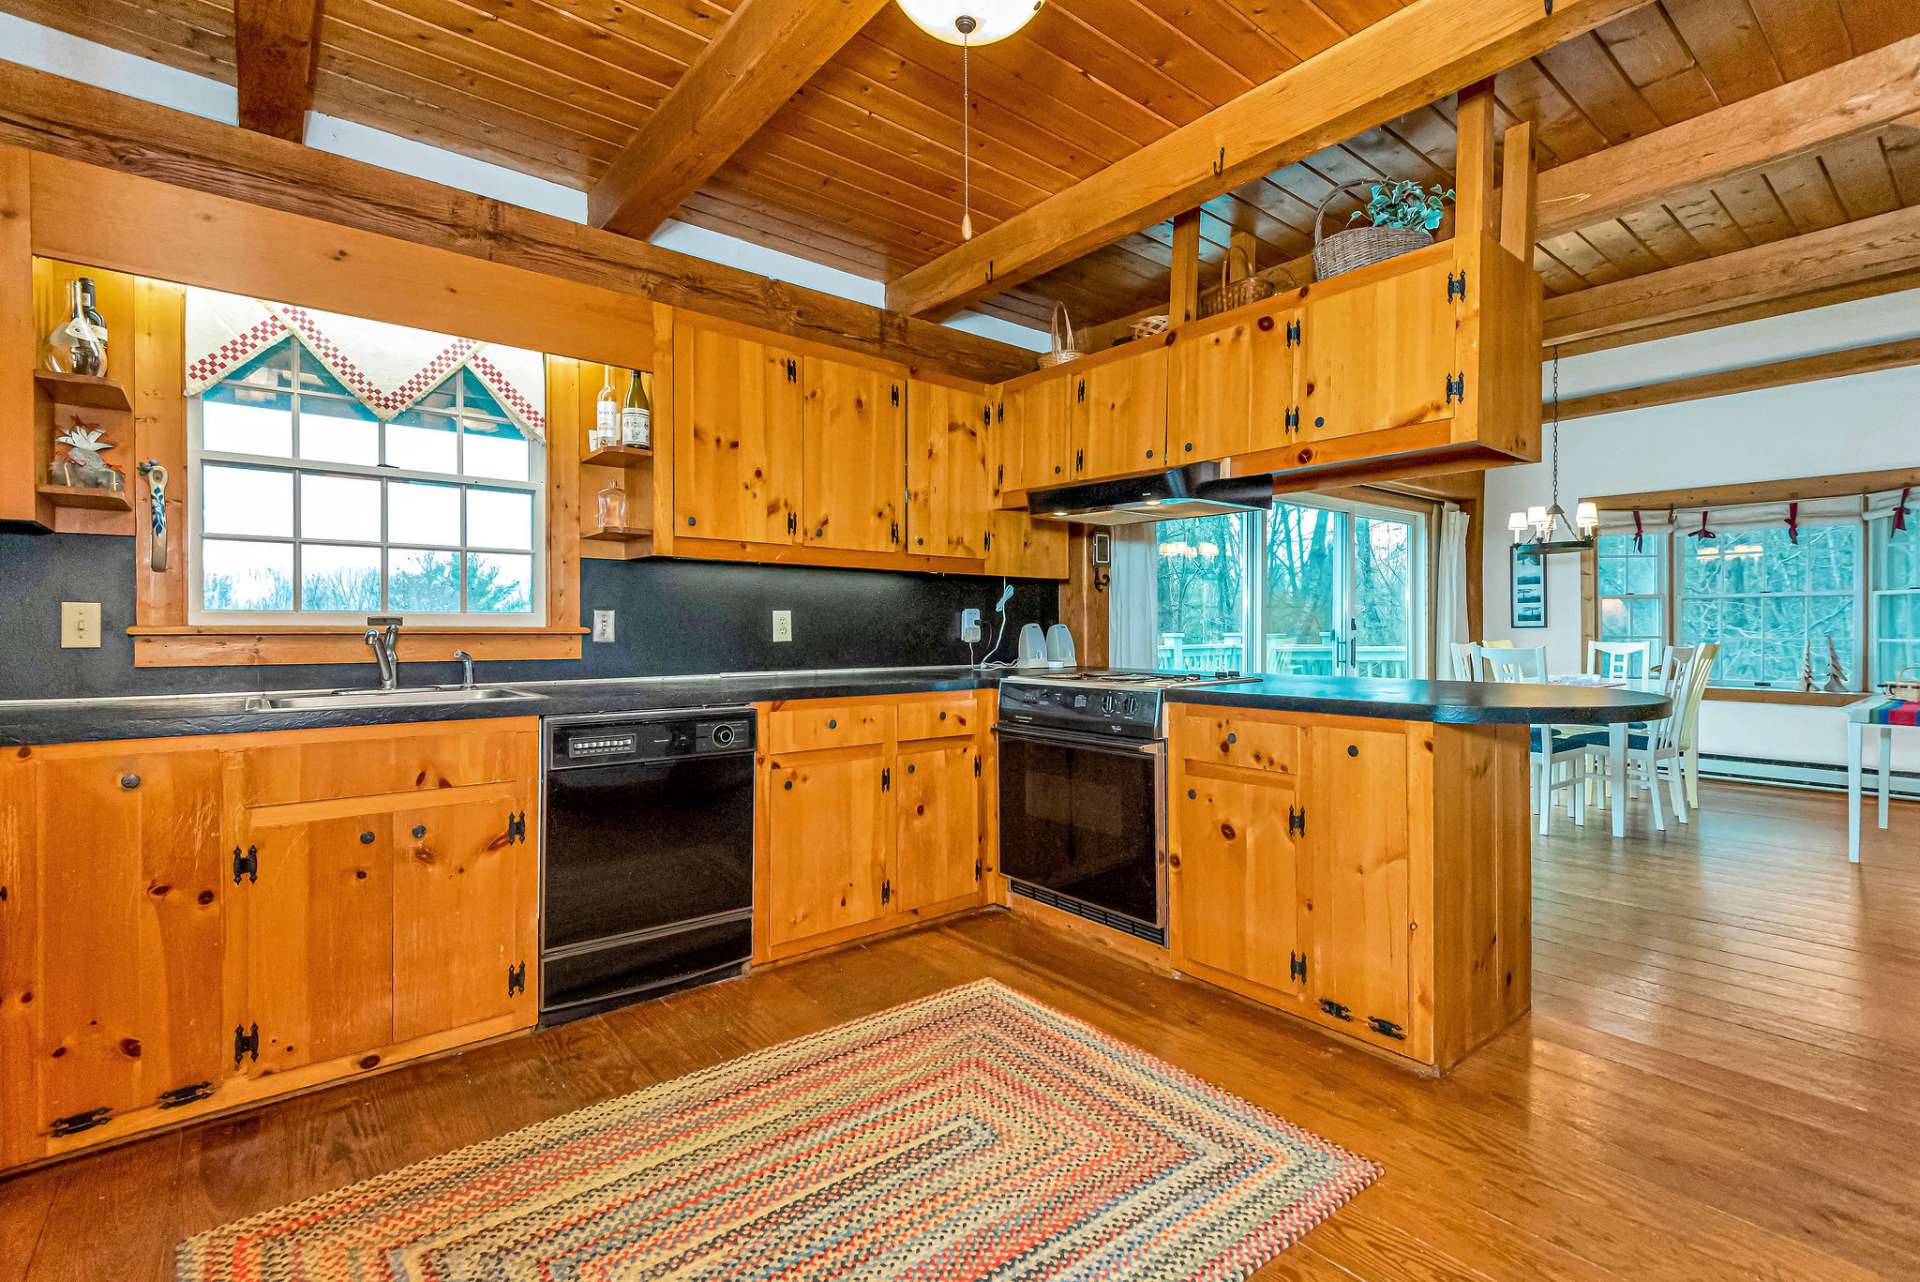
1581 647 1703 831
1586 640 1652 679
1480 646 1586 832
1674 643 1717 811
1449 642 1483 681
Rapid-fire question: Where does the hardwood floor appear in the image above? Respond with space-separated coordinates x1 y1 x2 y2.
4 779 1916 1280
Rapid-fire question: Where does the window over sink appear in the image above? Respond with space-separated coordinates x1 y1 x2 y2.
185 289 548 626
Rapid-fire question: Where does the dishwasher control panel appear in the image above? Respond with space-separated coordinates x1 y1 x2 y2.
550 711 755 768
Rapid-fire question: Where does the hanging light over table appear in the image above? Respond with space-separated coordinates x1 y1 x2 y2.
1508 346 1598 556
895 1 1046 241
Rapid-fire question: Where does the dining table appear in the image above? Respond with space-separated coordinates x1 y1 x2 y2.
1547 672 1666 838
1843 695 1918 863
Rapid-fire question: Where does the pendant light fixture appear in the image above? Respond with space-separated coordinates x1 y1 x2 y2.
895 1 1047 242
1508 346 1598 555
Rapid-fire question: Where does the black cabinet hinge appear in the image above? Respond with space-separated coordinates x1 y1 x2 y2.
881 879 892 905
1285 318 1301 347
1318 998 1352 1021
785 357 797 383
974 754 982 777
974 858 983 881
1075 379 1086 404
233 1022 259 1067
981 404 992 426
1366 1015 1407 1040
506 811 528 844
1447 270 1467 303
982 530 992 551
881 767 891 792
1284 406 1300 432
787 511 798 536
1445 372 1466 404
507 960 527 998
996 401 1005 423
1074 448 1085 473
1287 805 1305 837
50 1107 111 1137
1289 950 1307 983
890 520 900 544
891 384 901 408
157 1081 213 1109
232 844 257 884
995 463 1004 487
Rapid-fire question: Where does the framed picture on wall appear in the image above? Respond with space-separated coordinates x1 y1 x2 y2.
1511 547 1548 629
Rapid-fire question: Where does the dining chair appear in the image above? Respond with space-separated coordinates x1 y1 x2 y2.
1481 645 1546 682
1675 643 1718 810
1582 647 1701 831
1586 640 1652 679
1482 646 1583 831
1449 642 1483 681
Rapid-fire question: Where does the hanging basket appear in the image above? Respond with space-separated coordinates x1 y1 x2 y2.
1035 301 1083 369
1198 245 1280 318
1312 179 1434 280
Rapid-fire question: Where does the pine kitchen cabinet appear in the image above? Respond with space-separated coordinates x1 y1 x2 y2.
671 317 803 546
906 373 993 560
0 719 539 1171
1071 344 1169 481
754 692 989 964
992 371 1073 503
1166 703 1532 1074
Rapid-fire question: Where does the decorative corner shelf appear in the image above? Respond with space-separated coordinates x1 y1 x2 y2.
38 484 132 512
583 524 652 544
583 444 653 466
35 371 133 413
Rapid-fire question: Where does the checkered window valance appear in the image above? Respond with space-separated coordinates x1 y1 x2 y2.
184 287 547 442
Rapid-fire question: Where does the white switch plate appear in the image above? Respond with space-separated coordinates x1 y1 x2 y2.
61 601 101 649
592 609 616 643
772 609 793 642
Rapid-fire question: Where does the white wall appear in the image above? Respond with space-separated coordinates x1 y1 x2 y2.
1482 292 1920 771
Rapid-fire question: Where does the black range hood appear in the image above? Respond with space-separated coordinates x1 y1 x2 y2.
1026 461 1274 527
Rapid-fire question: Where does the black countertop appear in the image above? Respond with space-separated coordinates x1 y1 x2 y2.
1170 675 1668 725
0 668 1668 747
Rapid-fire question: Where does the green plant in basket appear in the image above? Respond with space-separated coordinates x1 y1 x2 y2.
1350 180 1454 233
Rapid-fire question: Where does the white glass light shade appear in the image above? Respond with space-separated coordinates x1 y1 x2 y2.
1575 500 1598 533
1526 505 1548 527
896 0 1045 44
1507 511 1528 532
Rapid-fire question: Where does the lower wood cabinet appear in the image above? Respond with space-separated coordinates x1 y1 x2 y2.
1168 704 1530 1074
755 693 988 962
0 718 539 1171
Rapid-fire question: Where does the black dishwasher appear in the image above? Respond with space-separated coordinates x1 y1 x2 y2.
540 708 755 1023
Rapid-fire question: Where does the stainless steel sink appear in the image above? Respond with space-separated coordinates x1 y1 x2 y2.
244 686 537 712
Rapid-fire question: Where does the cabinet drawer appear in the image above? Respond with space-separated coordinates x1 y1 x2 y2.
896 693 980 741
239 721 536 806
764 701 893 753
1173 713 1298 775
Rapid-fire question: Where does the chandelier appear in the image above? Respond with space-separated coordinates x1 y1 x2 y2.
1508 346 1597 554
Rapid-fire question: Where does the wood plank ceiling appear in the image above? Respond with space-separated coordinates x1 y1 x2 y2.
16 0 1920 335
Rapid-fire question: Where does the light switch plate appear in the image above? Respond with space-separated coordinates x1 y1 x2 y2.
61 601 101 649
772 609 793 642
592 609 616 643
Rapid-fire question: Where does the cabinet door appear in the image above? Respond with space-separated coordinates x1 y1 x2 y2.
0 749 228 1159
673 322 802 543
1008 375 1072 491
391 784 536 1043
906 379 991 559
1298 257 1457 442
1172 767 1305 1001
1247 304 1303 455
764 747 893 949
235 808 396 1075
1304 725 1412 1042
1073 347 1168 479
895 739 982 912
1167 320 1252 461
802 355 904 553
986 510 1069 579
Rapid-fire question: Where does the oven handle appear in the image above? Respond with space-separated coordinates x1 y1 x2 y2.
991 723 1164 755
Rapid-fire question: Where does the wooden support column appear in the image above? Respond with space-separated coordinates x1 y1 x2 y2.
1454 80 1497 237
0 147 40 527
1500 121 1536 260
235 0 321 142
1058 529 1110 670
1169 210 1202 323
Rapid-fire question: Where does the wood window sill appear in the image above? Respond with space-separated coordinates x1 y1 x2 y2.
127 626 587 668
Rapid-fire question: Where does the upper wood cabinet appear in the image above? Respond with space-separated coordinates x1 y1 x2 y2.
1000 374 1072 495
907 377 992 560
1168 318 1252 462
1072 346 1168 480
801 355 904 554
673 321 802 544
986 510 1069 580
1297 255 1458 445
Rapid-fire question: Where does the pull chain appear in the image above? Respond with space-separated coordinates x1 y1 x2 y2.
1549 345 1561 511
961 29 974 241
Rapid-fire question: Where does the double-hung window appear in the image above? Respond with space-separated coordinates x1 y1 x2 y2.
1595 531 1665 649
1870 512 1920 687
188 332 546 626
1676 520 1859 690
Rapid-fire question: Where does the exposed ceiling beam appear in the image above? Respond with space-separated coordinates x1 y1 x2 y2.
1537 32 1920 240
1542 202 1920 347
1552 336 1920 422
234 0 321 142
0 60 1031 382
883 0 1652 319
589 0 891 238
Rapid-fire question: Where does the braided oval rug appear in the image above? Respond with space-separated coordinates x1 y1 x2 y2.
177 979 1378 1281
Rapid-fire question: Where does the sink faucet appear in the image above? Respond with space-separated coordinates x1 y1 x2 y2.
365 622 400 691
453 649 475 690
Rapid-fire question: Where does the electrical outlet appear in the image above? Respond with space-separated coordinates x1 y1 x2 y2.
61 601 101 649
772 609 793 643
592 609 616 643
960 608 982 644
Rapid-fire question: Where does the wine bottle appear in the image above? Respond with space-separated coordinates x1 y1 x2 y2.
44 278 108 376
593 367 618 451
621 369 651 448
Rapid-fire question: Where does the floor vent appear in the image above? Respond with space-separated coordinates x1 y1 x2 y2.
1009 882 1167 947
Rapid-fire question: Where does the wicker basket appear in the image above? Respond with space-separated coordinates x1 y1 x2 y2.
1198 245 1277 318
1888 667 1920 701
1312 179 1433 280
1130 314 1171 341
1035 301 1083 369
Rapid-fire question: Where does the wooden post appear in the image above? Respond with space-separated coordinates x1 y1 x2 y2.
1170 209 1201 323
1500 121 1537 260
1455 79 1497 236
1058 528 1111 670
0 146 41 527
1227 228 1258 282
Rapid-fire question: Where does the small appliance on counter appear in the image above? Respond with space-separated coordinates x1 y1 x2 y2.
1045 624 1077 669
1016 622 1049 669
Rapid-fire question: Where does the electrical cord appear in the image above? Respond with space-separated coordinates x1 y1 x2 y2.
973 577 1015 670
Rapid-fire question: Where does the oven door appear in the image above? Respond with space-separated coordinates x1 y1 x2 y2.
994 723 1165 936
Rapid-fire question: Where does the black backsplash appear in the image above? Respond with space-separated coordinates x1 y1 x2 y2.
0 531 1060 700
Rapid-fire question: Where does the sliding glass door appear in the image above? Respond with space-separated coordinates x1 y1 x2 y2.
1151 498 1426 678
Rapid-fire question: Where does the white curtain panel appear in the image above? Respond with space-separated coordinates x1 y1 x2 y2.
1434 506 1471 669
1107 525 1159 669
183 286 547 441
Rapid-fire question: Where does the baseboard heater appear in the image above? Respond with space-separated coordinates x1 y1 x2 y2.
1698 752 1920 801
1009 881 1168 948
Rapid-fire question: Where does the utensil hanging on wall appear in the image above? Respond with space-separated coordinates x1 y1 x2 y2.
137 460 168 572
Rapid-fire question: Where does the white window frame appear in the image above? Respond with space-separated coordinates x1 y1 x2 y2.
1868 517 1920 689
1673 516 1863 692
1595 531 1667 650
186 341 547 628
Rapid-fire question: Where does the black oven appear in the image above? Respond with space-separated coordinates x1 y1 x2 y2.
995 723 1166 943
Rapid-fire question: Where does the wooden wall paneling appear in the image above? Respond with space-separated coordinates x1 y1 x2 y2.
133 277 187 623
800 354 904 554
0 146 36 525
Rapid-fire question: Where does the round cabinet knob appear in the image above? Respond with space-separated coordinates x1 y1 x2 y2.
1145 449 1154 459
1315 416 1325 428
360 831 375 845
412 824 427 839
1184 442 1193 452
827 718 837 729
1226 732 1237 745
686 516 696 526
938 710 947 721
1187 788 1197 799
783 779 793 791
1348 744 1359 757
907 763 916 774
120 774 141 791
